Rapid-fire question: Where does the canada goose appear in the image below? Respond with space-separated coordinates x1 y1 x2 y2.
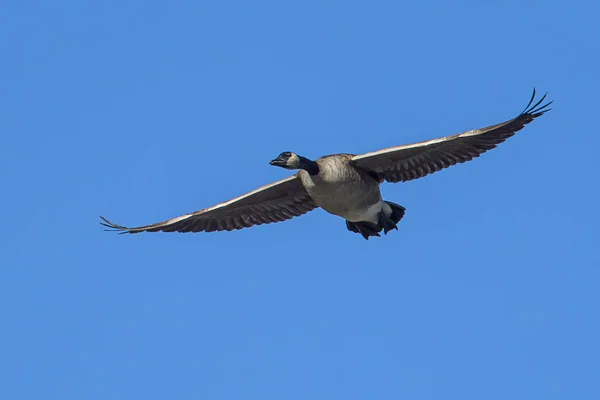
101 89 551 240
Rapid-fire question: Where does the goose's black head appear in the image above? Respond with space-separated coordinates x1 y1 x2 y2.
270 152 319 175
269 151 299 169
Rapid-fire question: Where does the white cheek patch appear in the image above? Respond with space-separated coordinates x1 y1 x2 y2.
289 154 300 167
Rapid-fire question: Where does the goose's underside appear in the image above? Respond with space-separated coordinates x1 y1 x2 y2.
100 89 551 239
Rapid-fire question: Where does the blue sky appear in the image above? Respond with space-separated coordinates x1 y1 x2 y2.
1 1 599 399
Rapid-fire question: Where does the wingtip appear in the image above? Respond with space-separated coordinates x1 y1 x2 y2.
99 215 129 233
522 87 552 116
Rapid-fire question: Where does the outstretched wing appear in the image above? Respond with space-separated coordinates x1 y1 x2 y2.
352 89 552 183
100 175 318 234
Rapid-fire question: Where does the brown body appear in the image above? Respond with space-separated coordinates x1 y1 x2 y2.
296 155 389 223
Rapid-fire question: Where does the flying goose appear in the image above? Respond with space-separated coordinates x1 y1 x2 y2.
101 89 551 239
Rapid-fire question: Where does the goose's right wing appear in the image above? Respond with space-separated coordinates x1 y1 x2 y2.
100 175 318 234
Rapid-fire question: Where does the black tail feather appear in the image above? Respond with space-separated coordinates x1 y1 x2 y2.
386 201 406 224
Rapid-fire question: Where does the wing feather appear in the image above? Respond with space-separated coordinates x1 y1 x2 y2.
100 175 318 234
352 89 552 183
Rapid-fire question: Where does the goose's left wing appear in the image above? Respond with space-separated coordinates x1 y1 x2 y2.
100 175 318 234
352 89 552 183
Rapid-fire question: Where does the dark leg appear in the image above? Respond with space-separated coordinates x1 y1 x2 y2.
378 211 398 235
346 220 381 240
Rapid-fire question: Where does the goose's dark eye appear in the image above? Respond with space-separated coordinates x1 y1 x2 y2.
282 152 291 157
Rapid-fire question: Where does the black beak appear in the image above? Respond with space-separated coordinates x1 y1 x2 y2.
270 158 285 167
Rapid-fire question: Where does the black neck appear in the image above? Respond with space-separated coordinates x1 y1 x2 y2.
298 156 320 175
